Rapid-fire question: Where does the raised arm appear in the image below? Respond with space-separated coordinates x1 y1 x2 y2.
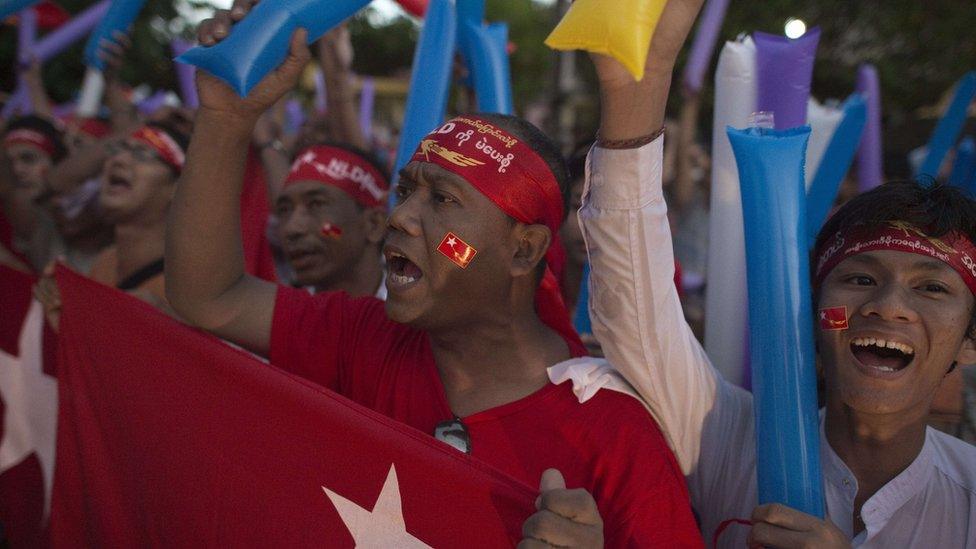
165 3 310 355
582 0 754 476
318 25 368 152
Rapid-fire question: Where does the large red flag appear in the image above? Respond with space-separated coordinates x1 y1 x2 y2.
51 266 535 547
0 266 52 548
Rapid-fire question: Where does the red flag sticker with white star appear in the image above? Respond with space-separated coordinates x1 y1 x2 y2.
320 222 343 240
437 232 478 269
819 306 849 331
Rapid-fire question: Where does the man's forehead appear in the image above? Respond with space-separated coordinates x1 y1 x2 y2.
401 161 474 193
841 249 958 275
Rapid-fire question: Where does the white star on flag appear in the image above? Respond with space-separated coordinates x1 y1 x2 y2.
0 301 58 519
322 464 431 548
447 237 457 247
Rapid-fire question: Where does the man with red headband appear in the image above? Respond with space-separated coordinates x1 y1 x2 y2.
36 122 189 328
1 115 67 271
579 3 976 546
165 6 702 546
274 144 388 297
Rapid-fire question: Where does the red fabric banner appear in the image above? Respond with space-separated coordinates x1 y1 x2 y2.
51 266 535 547
0 266 49 548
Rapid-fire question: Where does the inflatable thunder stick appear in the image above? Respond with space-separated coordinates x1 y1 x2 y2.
178 0 372 97
32 0 111 62
917 72 976 180
754 28 820 130
855 64 884 192
806 95 867 243
729 125 825 519
83 0 148 70
171 38 199 109
949 137 976 193
545 0 667 81
391 0 457 189
682 0 731 93
804 98 844 188
704 36 756 387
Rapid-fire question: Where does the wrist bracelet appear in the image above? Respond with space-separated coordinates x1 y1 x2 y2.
596 126 666 150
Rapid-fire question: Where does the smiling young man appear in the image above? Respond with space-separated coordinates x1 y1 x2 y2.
579 5 976 546
273 144 388 298
164 5 704 546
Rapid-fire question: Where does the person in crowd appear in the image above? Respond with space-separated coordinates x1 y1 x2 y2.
578 0 976 545
35 121 189 328
1 114 66 271
164 4 704 546
274 143 388 297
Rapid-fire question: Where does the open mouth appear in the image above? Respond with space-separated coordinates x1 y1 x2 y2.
106 174 132 190
850 337 915 373
385 248 424 288
285 248 320 270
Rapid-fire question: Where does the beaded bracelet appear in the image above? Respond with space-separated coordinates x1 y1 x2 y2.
596 126 666 150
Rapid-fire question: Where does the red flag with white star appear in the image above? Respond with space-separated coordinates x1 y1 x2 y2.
0 266 54 548
50 266 535 547
819 306 848 331
437 232 478 269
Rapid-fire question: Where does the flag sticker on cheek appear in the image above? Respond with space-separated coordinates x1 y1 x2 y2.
820 306 849 331
320 222 343 240
437 232 478 269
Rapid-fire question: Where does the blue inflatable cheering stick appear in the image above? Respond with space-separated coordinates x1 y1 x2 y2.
806 94 867 244
917 72 976 180
83 0 148 69
177 0 371 97
949 137 976 195
391 0 458 192
455 0 513 114
729 124 825 519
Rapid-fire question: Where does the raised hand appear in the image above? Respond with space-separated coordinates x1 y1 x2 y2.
590 0 706 141
194 0 310 124
747 503 851 549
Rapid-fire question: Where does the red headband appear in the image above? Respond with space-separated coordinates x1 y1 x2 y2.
410 116 585 357
130 126 185 172
284 146 389 209
814 221 976 295
3 129 57 158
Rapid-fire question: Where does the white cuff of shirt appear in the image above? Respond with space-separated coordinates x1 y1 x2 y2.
584 135 664 210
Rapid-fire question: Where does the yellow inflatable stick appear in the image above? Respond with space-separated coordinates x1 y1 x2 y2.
545 0 668 81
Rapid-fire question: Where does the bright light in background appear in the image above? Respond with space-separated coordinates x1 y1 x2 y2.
784 17 807 39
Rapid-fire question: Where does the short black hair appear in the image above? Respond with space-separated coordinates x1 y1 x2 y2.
813 179 976 338
472 113 572 222
4 115 67 161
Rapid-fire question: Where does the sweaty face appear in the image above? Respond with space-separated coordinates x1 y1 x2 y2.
817 250 976 417
99 138 176 224
275 181 376 289
383 161 520 329
4 143 53 189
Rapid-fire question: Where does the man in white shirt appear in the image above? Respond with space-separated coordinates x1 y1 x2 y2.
579 4 976 546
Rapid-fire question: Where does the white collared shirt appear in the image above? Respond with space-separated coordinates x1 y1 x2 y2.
579 137 976 547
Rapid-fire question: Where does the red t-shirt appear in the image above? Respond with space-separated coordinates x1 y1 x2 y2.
271 286 703 547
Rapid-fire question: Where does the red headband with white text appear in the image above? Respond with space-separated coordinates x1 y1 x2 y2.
130 126 185 172
814 221 976 295
3 128 58 157
284 146 389 209
410 116 585 357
